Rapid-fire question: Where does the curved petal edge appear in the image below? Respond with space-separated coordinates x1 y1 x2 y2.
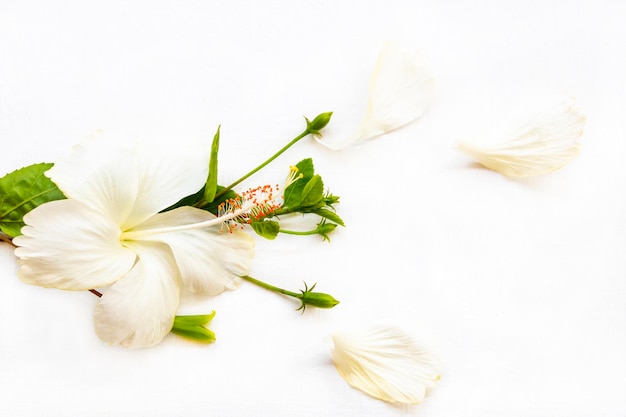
331 324 441 404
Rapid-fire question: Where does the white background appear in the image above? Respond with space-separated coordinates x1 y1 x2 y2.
1 1 626 416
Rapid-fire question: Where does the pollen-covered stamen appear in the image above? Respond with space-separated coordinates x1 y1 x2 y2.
214 184 284 232
284 165 304 190
217 197 251 232
238 185 281 223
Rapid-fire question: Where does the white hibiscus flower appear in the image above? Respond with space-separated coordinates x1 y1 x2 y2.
13 137 254 348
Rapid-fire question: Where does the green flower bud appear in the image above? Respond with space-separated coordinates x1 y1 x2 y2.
306 112 333 135
297 282 340 312
317 221 337 242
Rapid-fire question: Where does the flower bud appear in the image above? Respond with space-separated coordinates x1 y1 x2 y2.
297 282 340 311
301 291 340 308
317 221 338 242
306 112 333 135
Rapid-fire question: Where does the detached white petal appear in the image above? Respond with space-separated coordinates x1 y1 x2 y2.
358 42 435 139
458 94 585 177
331 325 441 404
94 242 180 348
318 42 435 150
14 199 136 290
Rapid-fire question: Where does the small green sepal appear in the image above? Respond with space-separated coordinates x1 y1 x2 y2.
171 312 217 344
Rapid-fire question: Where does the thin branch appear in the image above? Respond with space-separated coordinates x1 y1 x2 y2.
0 233 16 247
89 289 102 298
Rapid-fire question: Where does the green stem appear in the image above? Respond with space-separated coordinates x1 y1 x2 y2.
270 207 297 217
241 275 300 298
279 228 318 236
214 129 310 200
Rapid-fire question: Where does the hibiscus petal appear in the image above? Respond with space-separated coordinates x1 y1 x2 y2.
47 135 210 230
94 242 180 348
331 324 441 404
126 142 210 229
358 42 435 138
46 138 140 227
13 199 136 290
128 207 255 295
457 94 585 177
318 42 435 150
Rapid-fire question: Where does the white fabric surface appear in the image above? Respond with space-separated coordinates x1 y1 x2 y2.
1 0 625 416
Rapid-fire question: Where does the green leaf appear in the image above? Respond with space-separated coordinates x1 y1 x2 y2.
250 220 280 240
171 312 217 344
300 175 324 208
162 186 205 211
314 208 345 227
294 158 315 179
283 158 315 209
203 126 220 204
203 186 239 214
0 163 66 238
162 185 238 215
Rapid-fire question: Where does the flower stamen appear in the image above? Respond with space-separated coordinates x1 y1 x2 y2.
124 166 306 239
121 201 255 240
284 165 304 189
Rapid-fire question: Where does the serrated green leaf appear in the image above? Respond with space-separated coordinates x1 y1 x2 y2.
314 208 345 227
294 158 314 178
300 175 324 207
0 163 66 238
283 158 315 209
203 126 220 203
282 186 301 209
250 220 280 240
